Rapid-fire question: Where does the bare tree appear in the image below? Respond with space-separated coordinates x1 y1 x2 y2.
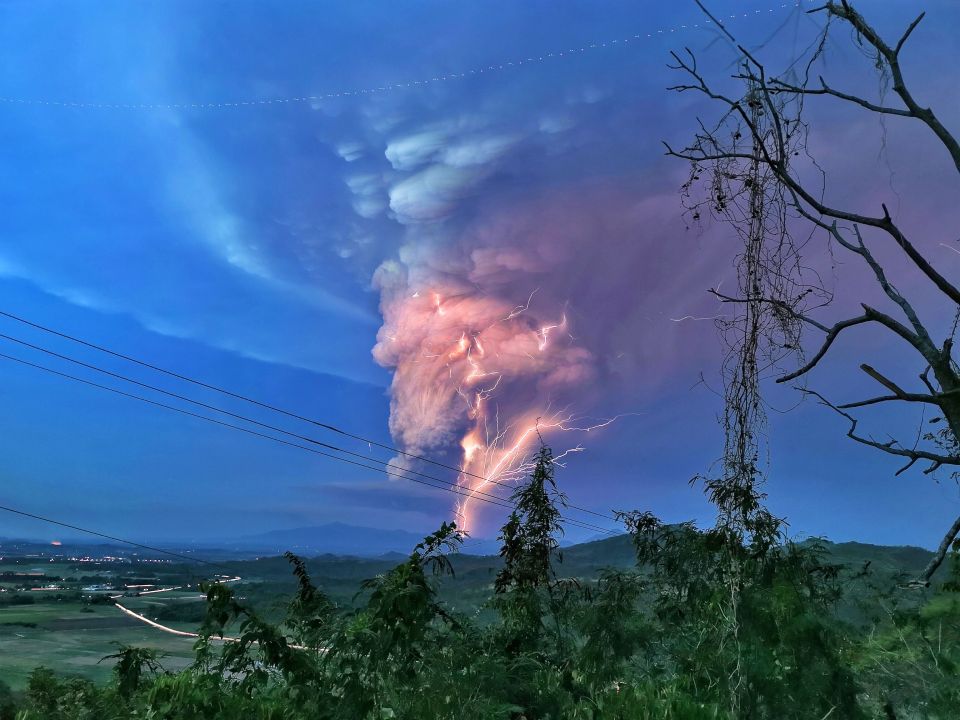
666 0 960 585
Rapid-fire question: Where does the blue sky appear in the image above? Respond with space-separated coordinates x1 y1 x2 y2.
0 0 958 548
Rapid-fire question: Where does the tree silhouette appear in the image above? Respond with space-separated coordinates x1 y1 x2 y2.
666 0 960 584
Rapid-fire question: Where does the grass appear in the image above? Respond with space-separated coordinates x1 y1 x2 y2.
0 602 197 691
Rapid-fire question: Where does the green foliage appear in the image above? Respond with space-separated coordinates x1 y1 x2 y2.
7 453 956 720
493 445 569 659
496 445 565 594
99 645 163 698
0 679 16 720
284 551 335 648
199 580 318 698
574 569 649 685
322 522 465 718
618 512 864 719
851 542 960 718
17 668 112 720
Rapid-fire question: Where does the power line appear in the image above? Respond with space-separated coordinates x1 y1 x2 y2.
0 310 620 524
0 350 616 538
0 502 232 572
1 328 622 527
0 350 618 537
0 328 620 525
0 333 614 519
0 351 513 510
0 3 804 112
0 331 519 504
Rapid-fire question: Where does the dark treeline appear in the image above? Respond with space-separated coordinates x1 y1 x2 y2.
3 446 959 719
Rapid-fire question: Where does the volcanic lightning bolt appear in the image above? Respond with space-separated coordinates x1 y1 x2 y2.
374 268 617 534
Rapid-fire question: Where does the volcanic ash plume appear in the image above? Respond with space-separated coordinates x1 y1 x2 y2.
373 257 597 534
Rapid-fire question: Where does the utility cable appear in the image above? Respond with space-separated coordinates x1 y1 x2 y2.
0 3 804 112
0 310 620 524
0 351 618 536
0 502 233 571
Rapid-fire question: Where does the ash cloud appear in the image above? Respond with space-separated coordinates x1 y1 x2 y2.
355 87 731 517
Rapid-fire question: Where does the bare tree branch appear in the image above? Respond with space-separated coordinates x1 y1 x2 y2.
670 0 960 583
798 388 960 470
850 225 941 351
912 513 960 587
768 76 912 117
819 2 960 173
837 394 940 410
859 364 909 397
709 289 830 332
667 36 960 310
777 313 872 382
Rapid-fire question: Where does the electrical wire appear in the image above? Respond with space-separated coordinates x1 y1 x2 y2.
0 350 619 537
0 3 806 112
0 502 233 571
0 310 621 524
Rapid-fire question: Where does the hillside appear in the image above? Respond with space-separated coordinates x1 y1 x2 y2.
0 531 946 693
216 533 939 617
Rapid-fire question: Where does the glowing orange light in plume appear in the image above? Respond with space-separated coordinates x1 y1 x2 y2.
373 282 615 536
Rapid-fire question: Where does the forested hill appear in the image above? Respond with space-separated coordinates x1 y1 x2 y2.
558 533 935 577
218 532 938 615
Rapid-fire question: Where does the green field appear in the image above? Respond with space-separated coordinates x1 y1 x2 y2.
0 596 203 690
0 553 222 689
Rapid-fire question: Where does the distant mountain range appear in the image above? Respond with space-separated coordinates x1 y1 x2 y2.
227 523 503 557
221 524 942 586
0 526 941 578
192 533 943 614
